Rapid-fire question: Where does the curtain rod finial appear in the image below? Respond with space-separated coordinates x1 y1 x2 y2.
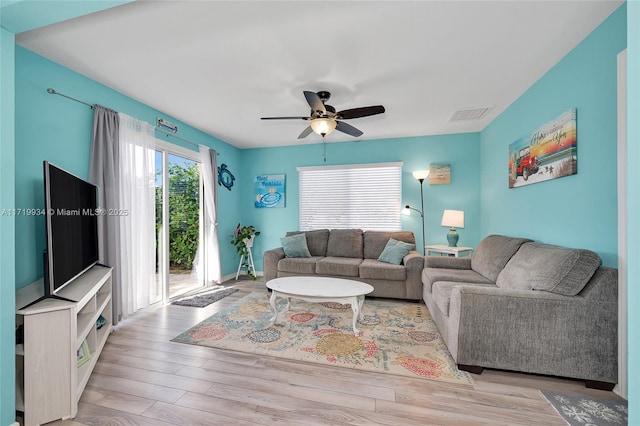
47 88 56 94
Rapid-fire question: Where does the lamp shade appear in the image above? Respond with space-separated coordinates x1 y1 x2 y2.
401 205 411 216
412 170 430 181
441 209 464 228
310 118 337 136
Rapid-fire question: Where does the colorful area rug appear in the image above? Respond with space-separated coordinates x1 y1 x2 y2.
172 291 473 385
172 286 238 307
541 390 628 426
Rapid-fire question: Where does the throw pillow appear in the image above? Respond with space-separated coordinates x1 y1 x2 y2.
280 233 312 258
378 238 415 265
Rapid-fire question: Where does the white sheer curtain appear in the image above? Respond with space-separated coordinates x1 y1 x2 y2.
199 145 222 284
118 113 156 315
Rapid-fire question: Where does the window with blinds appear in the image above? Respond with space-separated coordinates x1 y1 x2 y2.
297 162 403 231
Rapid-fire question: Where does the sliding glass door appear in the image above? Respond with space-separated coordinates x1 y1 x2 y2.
154 148 204 302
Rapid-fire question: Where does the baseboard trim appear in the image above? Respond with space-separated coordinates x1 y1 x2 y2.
223 271 263 282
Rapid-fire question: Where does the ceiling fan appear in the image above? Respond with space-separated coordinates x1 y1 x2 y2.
261 91 385 139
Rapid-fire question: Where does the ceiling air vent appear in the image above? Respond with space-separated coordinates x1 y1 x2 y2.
449 106 493 121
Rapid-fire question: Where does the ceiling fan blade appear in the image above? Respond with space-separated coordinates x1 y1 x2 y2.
261 116 309 120
336 105 385 120
336 121 363 137
303 91 326 114
297 126 314 139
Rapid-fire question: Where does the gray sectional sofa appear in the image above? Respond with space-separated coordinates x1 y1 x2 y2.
263 229 424 300
422 234 618 389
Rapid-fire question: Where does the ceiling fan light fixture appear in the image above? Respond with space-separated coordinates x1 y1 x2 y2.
310 118 337 136
262 91 384 139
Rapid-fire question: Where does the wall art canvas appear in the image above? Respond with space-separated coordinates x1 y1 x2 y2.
509 108 577 188
429 164 451 184
255 174 285 208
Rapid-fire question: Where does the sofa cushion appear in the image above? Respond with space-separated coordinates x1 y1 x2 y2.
422 267 493 292
286 229 329 257
316 257 362 277
471 235 532 281
363 231 416 259
432 281 496 315
496 242 601 295
377 238 415 265
280 233 312 258
326 229 363 258
432 282 459 315
278 256 324 275
359 259 406 281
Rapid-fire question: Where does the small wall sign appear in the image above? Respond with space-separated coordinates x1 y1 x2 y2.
429 164 451 185
255 174 285 208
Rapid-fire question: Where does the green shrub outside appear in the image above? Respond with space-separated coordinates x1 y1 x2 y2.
155 163 200 271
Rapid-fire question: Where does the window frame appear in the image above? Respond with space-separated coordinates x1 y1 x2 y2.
297 162 403 231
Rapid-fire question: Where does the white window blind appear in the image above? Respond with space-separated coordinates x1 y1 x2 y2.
298 162 403 231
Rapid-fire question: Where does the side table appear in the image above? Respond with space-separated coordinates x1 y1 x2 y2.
425 244 473 258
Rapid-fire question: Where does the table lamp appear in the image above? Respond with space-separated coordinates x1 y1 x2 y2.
441 209 464 247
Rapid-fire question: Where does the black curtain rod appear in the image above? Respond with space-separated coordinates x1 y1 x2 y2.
46 87 214 153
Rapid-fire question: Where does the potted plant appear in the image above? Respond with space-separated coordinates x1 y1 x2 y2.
230 224 260 280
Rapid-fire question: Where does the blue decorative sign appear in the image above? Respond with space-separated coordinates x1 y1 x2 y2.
255 174 285 208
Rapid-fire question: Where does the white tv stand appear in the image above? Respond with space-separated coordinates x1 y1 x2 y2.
15 264 113 426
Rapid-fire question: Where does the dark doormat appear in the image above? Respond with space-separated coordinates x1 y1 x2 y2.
541 389 627 426
172 287 238 307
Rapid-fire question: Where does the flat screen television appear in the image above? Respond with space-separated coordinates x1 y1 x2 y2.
28 162 100 307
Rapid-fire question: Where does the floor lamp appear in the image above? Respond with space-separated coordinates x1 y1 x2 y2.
403 170 429 254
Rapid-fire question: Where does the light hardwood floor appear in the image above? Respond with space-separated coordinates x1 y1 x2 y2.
46 278 622 426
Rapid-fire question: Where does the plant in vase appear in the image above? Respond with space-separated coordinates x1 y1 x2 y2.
230 224 260 280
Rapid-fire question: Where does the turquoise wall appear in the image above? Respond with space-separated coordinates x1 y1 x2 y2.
479 5 626 267
626 2 639 422
0 25 16 426
14 46 243 288
241 133 481 270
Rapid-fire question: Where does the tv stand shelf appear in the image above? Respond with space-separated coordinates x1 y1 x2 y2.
15 265 113 426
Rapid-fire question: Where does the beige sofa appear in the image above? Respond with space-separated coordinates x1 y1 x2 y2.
263 229 424 300
422 234 618 389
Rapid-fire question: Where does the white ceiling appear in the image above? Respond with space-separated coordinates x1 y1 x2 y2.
16 1 622 149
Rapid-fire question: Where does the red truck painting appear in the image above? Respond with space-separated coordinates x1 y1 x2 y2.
508 109 577 189
515 146 539 181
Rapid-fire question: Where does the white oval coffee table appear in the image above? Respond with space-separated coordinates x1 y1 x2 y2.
266 276 374 334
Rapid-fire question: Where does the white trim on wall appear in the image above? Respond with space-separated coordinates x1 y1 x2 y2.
616 49 627 399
